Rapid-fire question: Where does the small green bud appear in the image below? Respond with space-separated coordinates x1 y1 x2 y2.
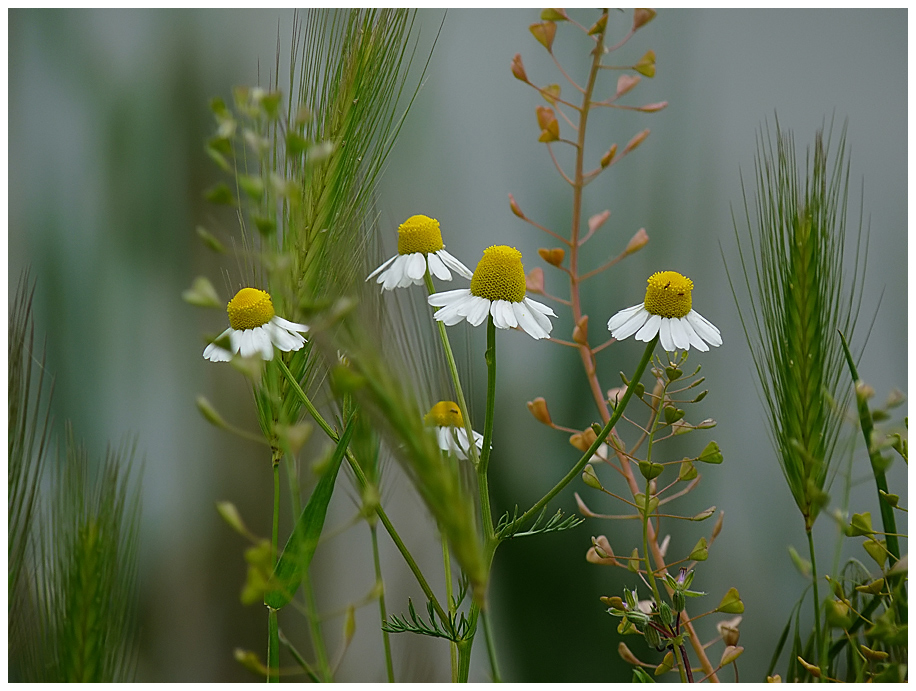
664 405 685 424
644 625 661 648
716 587 744 614
638 460 664 480
582 464 603 490
658 601 674 628
672 590 685 612
665 366 682 381
689 536 708 561
627 549 640 573
654 650 674 676
697 440 723 464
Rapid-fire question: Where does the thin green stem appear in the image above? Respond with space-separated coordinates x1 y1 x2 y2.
482 610 502 682
478 317 498 541
370 525 395 683
268 459 281 683
642 370 667 609
515 335 658 529
275 357 451 627
424 272 480 467
302 570 332 682
807 528 825 678
442 531 458 682
278 628 321 682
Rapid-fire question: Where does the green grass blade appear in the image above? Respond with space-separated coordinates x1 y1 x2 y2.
264 414 354 610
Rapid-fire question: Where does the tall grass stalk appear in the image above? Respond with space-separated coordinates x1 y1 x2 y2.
728 119 866 673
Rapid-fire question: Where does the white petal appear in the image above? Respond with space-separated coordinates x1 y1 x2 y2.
251 327 274 360
526 298 557 317
229 328 243 355
203 328 233 361
607 304 643 332
612 306 650 340
380 255 409 290
471 429 484 449
680 317 709 352
427 252 451 281
634 314 661 342
465 296 491 327
685 310 722 347
428 288 471 307
514 300 549 339
658 319 675 352
271 316 309 334
237 329 255 358
405 253 427 280
268 323 304 352
491 300 516 329
438 249 474 279
434 293 476 326
367 254 397 280
669 318 690 350
436 427 452 453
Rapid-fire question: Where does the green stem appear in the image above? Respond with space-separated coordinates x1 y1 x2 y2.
302 570 332 682
370 525 395 683
478 317 498 540
482 609 502 682
641 370 667 609
275 358 451 626
807 528 825 678
837 331 901 564
424 272 481 467
268 459 281 683
278 628 321 682
514 335 658 529
442 532 458 682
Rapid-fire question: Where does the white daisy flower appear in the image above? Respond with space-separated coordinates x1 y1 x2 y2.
424 400 483 461
367 214 473 290
427 245 556 340
607 271 721 352
203 287 309 362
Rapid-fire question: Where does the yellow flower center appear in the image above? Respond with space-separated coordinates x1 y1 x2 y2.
227 287 276 330
424 401 464 428
470 245 526 303
643 271 693 319
397 215 445 255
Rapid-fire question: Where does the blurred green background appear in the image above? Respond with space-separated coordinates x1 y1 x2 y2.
9 9 907 682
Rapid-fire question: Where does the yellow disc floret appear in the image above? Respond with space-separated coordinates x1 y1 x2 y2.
470 245 526 303
424 401 464 428
397 215 445 255
227 287 276 330
643 271 693 319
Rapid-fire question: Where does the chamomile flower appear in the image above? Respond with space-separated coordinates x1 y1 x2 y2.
367 214 473 290
607 271 721 352
424 401 483 461
427 245 556 339
203 287 309 362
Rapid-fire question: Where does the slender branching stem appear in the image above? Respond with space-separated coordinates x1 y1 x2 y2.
482 609 502 682
278 628 321 682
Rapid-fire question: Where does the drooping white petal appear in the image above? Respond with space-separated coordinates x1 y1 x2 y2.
428 288 471 308
635 314 662 342
367 254 397 280
669 318 690 350
658 319 675 352
679 317 709 352
526 298 557 317
236 329 255 358
203 328 233 361
471 429 484 449
514 300 550 339
272 316 309 334
427 252 451 281
685 310 722 347
465 296 491 326
522 298 554 337
607 304 644 332
381 255 410 290
491 300 517 329
267 322 305 352
229 328 244 354
612 306 651 340
438 249 474 279
254 328 275 360
405 252 427 280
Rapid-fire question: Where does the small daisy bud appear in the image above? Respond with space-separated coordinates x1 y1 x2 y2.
635 50 656 78
526 267 545 294
526 396 552 425
625 227 649 255
616 73 641 98
633 8 657 30
573 315 589 345
529 21 557 51
510 53 528 82
859 644 889 662
623 128 650 155
600 144 617 168
538 247 565 266
536 106 560 142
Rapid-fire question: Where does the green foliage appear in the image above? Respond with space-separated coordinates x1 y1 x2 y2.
728 120 865 529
